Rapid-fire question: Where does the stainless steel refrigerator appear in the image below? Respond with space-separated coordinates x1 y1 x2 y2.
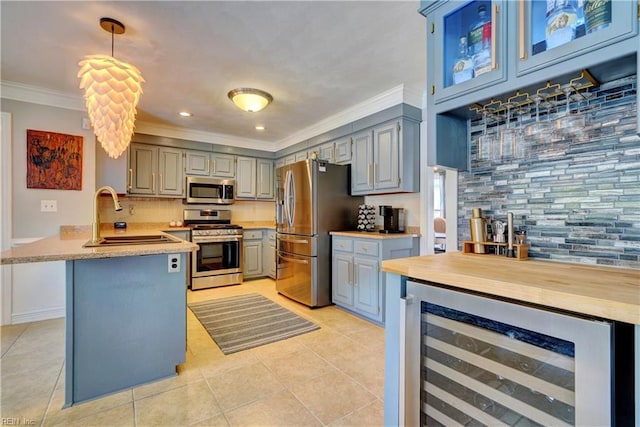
276 159 363 307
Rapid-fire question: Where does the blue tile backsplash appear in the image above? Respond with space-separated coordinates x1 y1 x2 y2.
459 75 639 268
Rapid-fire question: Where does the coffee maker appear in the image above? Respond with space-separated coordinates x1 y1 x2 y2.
379 205 405 233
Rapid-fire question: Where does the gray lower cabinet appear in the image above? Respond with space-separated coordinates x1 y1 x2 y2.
331 234 418 324
265 230 276 279
243 230 264 279
65 254 186 405
236 157 274 200
129 143 184 197
243 229 276 280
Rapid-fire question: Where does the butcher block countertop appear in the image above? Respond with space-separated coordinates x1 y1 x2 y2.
0 225 197 265
382 252 640 325
330 230 421 239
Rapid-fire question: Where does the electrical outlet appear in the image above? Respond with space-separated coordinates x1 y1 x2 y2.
40 200 57 212
168 254 180 273
82 117 91 130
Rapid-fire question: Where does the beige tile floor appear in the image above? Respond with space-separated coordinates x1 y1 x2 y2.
1 279 385 426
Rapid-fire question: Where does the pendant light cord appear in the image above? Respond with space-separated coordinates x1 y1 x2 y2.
110 24 115 57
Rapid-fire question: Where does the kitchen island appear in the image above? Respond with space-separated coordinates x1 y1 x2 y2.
0 227 198 406
381 253 639 426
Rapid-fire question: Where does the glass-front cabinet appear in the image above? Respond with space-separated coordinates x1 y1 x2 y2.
428 0 508 104
518 0 638 75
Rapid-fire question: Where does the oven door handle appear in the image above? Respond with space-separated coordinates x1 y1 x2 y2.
278 254 309 265
192 236 243 243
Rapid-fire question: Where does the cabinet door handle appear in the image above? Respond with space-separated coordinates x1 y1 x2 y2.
373 163 377 185
212 159 217 174
160 174 163 192
367 164 371 187
206 159 210 174
353 263 357 287
491 3 498 70
128 168 132 190
151 173 155 192
518 0 526 60
347 261 351 285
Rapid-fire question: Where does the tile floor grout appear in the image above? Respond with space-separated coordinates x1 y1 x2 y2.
1 279 385 426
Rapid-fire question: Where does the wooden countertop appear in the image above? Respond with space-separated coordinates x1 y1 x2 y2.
330 230 420 240
0 226 198 265
382 252 640 325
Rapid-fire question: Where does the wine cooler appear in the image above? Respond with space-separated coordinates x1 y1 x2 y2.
401 280 634 426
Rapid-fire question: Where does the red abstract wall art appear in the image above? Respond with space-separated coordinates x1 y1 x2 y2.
26 129 83 190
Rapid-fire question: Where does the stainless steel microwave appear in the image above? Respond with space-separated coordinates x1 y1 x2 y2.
185 176 234 204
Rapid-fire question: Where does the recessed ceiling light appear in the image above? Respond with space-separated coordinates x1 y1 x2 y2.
255 125 265 131
179 111 192 117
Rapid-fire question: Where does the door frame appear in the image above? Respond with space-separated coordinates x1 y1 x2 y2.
1 112 13 325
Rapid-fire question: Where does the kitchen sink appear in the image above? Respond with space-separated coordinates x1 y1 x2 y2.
83 234 182 248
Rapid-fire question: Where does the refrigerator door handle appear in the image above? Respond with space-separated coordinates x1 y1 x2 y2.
285 169 295 228
279 254 309 265
278 236 309 244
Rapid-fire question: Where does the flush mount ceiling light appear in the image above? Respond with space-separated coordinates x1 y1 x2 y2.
78 17 144 159
227 88 273 113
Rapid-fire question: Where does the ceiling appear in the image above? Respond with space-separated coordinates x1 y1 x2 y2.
1 1 426 150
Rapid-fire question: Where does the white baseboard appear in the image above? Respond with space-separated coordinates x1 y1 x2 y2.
11 306 65 324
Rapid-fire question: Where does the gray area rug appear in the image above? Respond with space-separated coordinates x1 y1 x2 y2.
188 293 320 355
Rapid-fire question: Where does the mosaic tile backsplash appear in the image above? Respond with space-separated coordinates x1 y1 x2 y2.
459 75 639 268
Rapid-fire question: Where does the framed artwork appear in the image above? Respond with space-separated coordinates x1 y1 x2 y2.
26 129 83 190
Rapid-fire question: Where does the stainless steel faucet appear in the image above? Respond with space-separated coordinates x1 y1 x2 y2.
92 186 123 243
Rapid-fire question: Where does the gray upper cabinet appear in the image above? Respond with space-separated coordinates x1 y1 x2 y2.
334 136 352 164
426 0 508 105
316 142 335 163
129 143 184 197
516 1 638 77
256 159 275 199
351 120 418 195
420 0 638 170
351 130 374 193
235 156 274 200
310 136 352 164
185 151 235 178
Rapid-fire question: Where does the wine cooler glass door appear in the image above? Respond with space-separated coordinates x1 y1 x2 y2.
403 281 613 427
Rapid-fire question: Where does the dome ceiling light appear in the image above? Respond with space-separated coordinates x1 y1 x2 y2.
78 17 144 159
227 88 273 113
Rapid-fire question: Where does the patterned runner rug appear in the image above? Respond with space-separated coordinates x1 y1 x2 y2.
188 293 320 355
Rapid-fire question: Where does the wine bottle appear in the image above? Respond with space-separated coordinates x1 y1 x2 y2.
584 0 611 33
452 36 474 84
545 0 578 50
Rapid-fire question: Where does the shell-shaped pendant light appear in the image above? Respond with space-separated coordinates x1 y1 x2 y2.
78 18 144 159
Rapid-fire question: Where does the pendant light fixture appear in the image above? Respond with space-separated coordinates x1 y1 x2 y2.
78 17 144 159
227 88 273 113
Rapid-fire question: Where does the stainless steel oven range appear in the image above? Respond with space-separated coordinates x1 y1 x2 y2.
183 209 243 290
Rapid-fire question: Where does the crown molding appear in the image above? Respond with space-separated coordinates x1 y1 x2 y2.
0 81 85 111
275 84 415 151
134 121 276 152
1 80 422 153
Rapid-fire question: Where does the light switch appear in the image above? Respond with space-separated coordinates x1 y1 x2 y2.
40 200 57 212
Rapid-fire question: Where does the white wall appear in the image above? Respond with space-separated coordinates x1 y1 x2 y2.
365 193 421 229
1 98 97 324
4 99 96 237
